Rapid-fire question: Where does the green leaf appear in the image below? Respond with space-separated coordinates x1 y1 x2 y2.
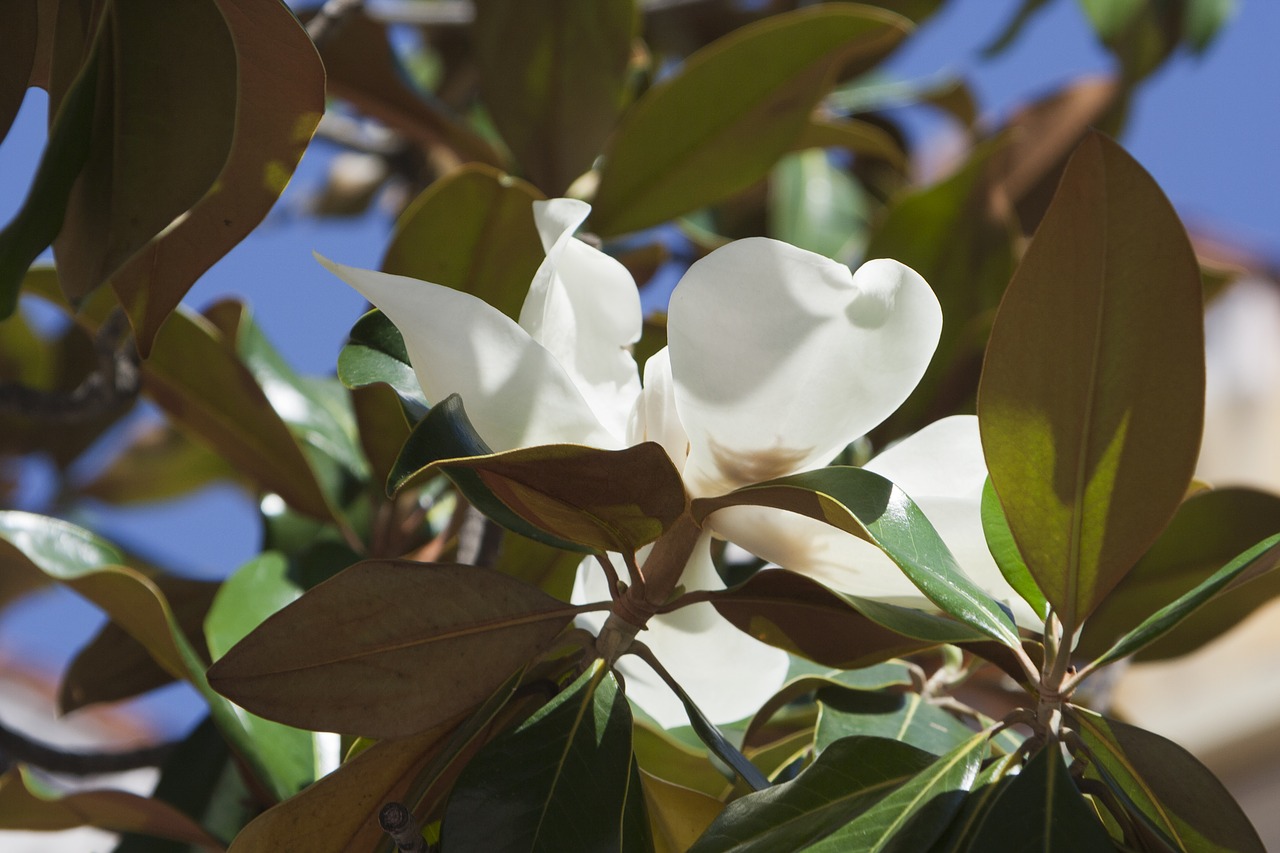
443 661 652 852
769 149 869 263
591 5 909 236
964 744 1113 850
0 0 36 141
142 306 339 523
1078 487 1280 661
689 736 938 852
865 139 1016 443
745 662 916 748
0 39 99 318
804 733 988 853
642 770 724 853
110 0 324 352
474 0 637 195
1184 0 1238 53
977 131 1204 632
337 309 429 419
980 478 1049 622
207 560 578 739
693 468 1021 648
380 164 546 322
816 690 974 758
1077 0 1146 41
1070 707 1265 852
709 571 986 671
0 766 224 849
791 118 908 171
75 423 237 506
50 1 238 308
925 754 1018 852
1088 532 1280 670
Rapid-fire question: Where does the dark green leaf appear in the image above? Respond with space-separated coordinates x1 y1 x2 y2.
694 468 1021 647
688 736 937 853
475 0 637 195
1089 533 1280 669
592 6 909 236
978 132 1204 632
207 561 578 738
1070 707 1264 852
965 744 1113 850
380 164 545 322
805 733 987 853
442 662 652 853
337 309 429 419
980 478 1049 622
816 689 974 758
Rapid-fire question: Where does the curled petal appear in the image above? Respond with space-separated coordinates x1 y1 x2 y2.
572 535 789 729
668 242 942 496
518 199 642 443
627 348 691 473
317 254 618 450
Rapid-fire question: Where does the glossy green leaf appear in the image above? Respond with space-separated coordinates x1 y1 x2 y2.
142 306 338 523
980 478 1049 622
474 0 637 195
964 744 1113 850
925 753 1018 852
642 770 724 853
634 721 734 800
694 468 1021 648
1070 707 1264 852
978 132 1204 632
1089 532 1280 670
380 164 545 322
591 6 909 236
816 689 974 758
709 571 985 671
389 393 586 551
60 574 218 713
864 140 1016 443
1078 487 1280 660
0 767 223 849
745 662 915 748
689 736 938 852
769 149 869 263
443 661 652 852
50 1 238 308
207 560 578 738
337 309 429 419
110 0 324 352
204 553 300 660
804 733 987 853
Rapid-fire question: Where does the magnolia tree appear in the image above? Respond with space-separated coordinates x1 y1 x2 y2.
0 1 1276 851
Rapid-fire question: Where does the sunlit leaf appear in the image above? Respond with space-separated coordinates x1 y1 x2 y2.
1088 532 1280 670
207 561 579 738
442 662 652 852
1079 487 1280 660
474 0 637 194
380 164 546 322
791 118 907 171
978 132 1204 632
816 689 974 758
110 0 324 352
1070 707 1265 852
745 661 916 749
980 479 1049 622
0 767 223 849
769 149 869 263
804 732 987 852
337 309 429 419
689 736 937 852
963 744 1112 849
591 6 909 236
694 468 1021 647
643 770 724 853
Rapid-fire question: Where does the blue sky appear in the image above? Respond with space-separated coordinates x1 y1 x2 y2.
0 0 1275 732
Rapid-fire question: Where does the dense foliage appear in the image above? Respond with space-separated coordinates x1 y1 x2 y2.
1 1 1275 850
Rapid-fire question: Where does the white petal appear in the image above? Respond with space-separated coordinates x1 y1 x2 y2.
572 535 789 729
627 348 691 473
668 242 941 496
317 254 619 451
518 199 642 443
863 415 987 500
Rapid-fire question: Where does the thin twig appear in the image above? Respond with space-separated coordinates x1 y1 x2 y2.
306 0 365 47
0 716 176 776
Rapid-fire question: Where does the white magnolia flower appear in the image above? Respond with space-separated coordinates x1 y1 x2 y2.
318 197 1007 728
